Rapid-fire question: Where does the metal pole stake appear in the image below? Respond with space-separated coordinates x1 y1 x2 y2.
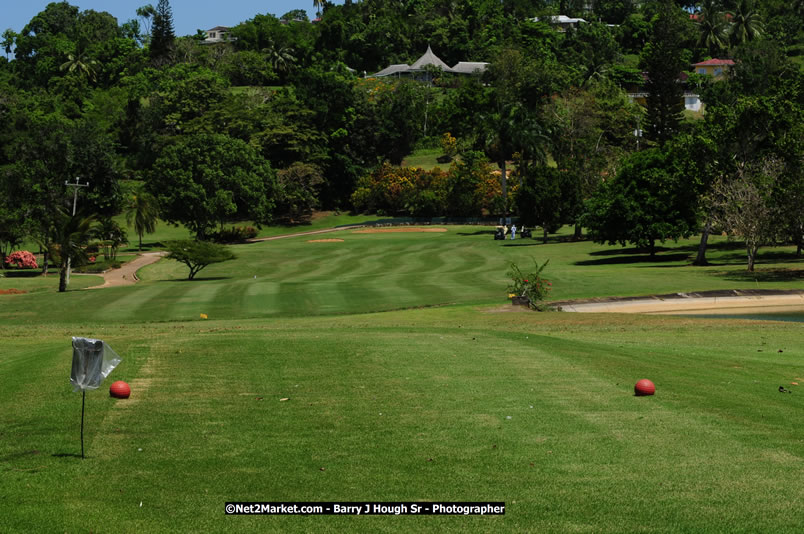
81 390 86 459
64 177 89 286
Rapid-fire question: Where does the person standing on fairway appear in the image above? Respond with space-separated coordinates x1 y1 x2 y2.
510 224 517 240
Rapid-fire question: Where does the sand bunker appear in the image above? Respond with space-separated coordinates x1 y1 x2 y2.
307 238 345 243
352 227 448 234
556 290 804 315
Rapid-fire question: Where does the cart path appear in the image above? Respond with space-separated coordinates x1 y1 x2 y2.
84 252 166 289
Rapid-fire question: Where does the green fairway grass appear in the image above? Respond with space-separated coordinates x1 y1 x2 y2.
1 226 801 325
1 224 802 532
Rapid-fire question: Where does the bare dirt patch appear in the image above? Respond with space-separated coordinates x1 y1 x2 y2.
0 288 27 295
352 227 448 234
308 238 345 243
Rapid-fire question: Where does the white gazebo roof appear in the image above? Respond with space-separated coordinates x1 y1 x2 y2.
370 47 485 78
451 62 489 74
410 45 454 72
372 64 411 77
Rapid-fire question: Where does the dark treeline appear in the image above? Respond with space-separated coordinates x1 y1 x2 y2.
0 0 802 275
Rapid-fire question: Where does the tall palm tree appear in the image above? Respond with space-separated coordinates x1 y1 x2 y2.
483 103 549 216
93 217 128 261
313 0 324 18
1 29 16 60
42 209 97 293
125 189 159 251
136 4 156 44
263 42 296 76
729 0 764 46
696 0 729 56
60 52 98 82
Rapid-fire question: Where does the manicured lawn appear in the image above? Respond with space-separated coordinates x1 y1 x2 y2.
1 309 802 532
1 224 802 532
2 226 800 325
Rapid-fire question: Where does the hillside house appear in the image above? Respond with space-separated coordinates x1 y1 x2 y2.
530 15 587 31
203 26 233 44
691 58 735 79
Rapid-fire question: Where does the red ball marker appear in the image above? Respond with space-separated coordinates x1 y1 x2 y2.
110 380 131 399
634 379 655 396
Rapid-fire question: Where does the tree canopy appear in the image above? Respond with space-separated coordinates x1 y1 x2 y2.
0 0 801 273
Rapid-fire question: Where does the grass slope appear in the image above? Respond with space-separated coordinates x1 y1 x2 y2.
1 224 802 532
0 310 802 532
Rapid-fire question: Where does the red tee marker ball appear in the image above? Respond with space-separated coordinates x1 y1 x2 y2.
634 379 655 396
110 381 131 399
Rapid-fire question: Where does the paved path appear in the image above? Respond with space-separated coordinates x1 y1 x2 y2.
84 252 166 289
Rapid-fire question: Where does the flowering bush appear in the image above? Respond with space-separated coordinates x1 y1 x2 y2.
507 259 551 310
440 132 458 160
4 251 38 269
351 163 449 216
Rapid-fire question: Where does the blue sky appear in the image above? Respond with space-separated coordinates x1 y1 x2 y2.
4 1 344 36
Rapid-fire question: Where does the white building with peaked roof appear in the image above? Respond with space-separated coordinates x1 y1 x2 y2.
531 15 587 31
203 26 233 44
371 46 488 78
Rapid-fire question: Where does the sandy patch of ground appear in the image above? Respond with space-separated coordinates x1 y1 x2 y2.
0 288 27 295
555 290 804 315
352 227 448 234
308 238 345 243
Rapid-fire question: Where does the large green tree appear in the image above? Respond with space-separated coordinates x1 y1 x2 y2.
547 81 641 238
3 108 121 272
12 2 122 89
694 39 803 264
150 0 175 64
481 48 554 216
515 164 579 243
582 142 701 256
148 133 277 239
640 1 692 145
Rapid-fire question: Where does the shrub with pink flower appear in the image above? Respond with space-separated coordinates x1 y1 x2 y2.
506 258 552 310
4 251 38 269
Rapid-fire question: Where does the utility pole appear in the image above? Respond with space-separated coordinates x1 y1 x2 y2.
64 177 89 286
